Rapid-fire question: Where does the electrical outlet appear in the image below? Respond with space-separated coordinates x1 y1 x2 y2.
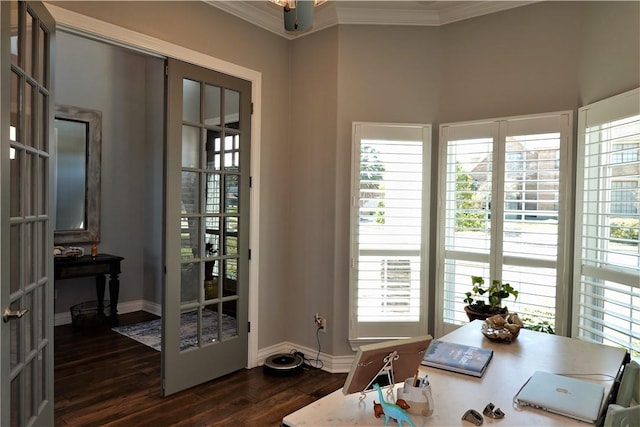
319 316 327 332
314 313 327 332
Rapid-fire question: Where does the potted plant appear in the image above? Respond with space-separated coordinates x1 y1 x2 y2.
463 276 519 321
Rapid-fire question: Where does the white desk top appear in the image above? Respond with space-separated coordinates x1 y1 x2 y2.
283 321 627 426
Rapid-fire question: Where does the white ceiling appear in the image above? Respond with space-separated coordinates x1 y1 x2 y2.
205 1 539 39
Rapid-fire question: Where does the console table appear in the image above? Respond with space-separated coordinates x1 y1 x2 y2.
54 253 124 325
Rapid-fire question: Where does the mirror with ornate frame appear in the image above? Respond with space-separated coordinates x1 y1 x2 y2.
54 104 102 244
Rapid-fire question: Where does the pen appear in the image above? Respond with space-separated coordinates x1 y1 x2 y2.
421 375 429 387
413 370 419 387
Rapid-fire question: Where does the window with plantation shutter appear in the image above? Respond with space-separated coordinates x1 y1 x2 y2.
575 88 640 360
349 123 431 344
436 113 572 337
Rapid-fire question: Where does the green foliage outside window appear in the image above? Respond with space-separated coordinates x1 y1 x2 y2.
610 218 639 242
521 309 556 334
376 200 386 224
455 163 486 231
360 146 386 224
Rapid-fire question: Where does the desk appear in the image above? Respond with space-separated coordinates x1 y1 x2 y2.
283 321 628 426
54 254 124 325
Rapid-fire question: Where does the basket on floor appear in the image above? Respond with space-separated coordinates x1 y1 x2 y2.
70 300 110 331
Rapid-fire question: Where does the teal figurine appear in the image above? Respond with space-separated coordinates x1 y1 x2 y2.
373 383 416 427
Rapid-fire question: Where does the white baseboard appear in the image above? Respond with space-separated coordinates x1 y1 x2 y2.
54 299 148 326
55 299 354 374
142 300 161 316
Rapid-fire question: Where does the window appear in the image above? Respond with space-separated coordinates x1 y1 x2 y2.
436 113 572 337
612 143 639 164
349 123 431 344
575 88 640 360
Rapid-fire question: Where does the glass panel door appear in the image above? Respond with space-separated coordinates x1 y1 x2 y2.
1 1 55 425
163 58 251 395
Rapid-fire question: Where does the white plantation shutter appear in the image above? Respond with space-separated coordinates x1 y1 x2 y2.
437 113 572 336
349 123 431 343
501 130 564 326
440 124 495 329
575 89 640 358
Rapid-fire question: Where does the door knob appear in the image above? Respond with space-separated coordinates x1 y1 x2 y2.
2 307 28 323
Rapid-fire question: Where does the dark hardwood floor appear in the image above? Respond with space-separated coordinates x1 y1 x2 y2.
54 312 347 426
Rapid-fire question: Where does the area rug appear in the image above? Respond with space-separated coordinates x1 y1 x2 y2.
112 310 238 352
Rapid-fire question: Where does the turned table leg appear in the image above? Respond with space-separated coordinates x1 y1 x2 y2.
96 274 106 316
109 272 120 325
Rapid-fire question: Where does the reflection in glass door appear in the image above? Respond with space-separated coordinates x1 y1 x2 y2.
163 58 250 395
180 81 241 348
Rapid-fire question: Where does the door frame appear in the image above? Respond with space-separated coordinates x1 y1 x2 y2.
44 3 262 368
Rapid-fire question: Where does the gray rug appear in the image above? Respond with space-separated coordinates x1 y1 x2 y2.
112 310 237 351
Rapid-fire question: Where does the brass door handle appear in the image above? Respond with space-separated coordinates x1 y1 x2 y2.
2 307 28 323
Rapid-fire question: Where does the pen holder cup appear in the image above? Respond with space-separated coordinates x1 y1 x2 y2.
396 378 434 417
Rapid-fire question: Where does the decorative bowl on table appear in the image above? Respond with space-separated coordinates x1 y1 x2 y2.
54 246 84 258
481 313 523 343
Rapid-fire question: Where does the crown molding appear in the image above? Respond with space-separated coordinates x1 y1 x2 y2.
206 1 540 39
204 0 300 39
438 1 539 25
335 6 441 26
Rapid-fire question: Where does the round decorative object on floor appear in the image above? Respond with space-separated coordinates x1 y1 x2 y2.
263 353 304 376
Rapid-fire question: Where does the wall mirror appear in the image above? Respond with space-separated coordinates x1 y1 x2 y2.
54 105 102 244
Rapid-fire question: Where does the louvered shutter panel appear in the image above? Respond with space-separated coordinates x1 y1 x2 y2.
576 89 640 355
350 123 430 341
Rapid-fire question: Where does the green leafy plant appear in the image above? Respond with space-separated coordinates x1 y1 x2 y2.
464 276 519 314
523 320 555 334
521 309 556 334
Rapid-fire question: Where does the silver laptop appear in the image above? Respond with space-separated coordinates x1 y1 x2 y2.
514 371 605 423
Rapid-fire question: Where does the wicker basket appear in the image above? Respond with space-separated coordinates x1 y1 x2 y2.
70 300 110 331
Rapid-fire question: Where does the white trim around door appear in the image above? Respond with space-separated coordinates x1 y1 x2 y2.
44 3 262 369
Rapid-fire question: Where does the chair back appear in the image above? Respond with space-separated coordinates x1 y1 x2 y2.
604 360 640 427
616 360 639 407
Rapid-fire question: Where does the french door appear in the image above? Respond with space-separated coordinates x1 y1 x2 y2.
1 0 55 425
163 58 251 395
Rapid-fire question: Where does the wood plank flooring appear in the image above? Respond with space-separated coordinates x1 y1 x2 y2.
54 312 347 426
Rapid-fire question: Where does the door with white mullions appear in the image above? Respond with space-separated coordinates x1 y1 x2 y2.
163 58 250 395
1 0 55 425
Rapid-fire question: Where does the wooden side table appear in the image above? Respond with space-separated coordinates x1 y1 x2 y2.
54 253 125 325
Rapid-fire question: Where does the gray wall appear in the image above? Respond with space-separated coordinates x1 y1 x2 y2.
439 1 582 123
580 1 640 105
143 53 165 305
54 32 164 315
51 1 639 358
288 26 340 354
287 1 639 356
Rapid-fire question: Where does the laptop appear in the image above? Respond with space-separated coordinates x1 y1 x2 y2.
514 371 605 423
